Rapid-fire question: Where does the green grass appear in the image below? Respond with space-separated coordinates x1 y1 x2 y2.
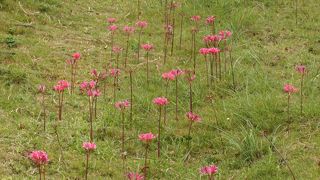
0 0 320 179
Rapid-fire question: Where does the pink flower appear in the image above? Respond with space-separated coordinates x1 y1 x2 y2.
82 142 96 151
127 172 144 180
191 15 201 22
112 46 123 53
88 89 101 97
212 35 222 42
199 48 210 55
123 26 135 34
208 47 220 54
226 30 232 37
295 65 306 74
283 84 298 94
170 69 184 77
38 84 46 93
139 132 156 143
80 81 89 90
90 70 107 80
136 21 148 28
203 35 211 44
107 17 117 24
94 89 101 97
109 68 121 77
29 150 49 166
141 44 154 51
186 112 201 122
162 72 175 81
53 80 70 92
73 52 81 60
200 165 218 175
80 80 96 91
115 100 131 110
204 35 222 43
153 97 169 106
206 16 215 24
89 80 96 89
219 30 232 39
108 25 118 32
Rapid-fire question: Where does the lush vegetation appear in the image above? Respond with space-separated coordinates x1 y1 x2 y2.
0 0 319 179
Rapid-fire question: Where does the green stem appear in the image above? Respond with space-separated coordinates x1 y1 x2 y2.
179 14 183 50
218 52 221 80
138 29 142 62
157 106 162 158
43 165 45 180
300 74 304 117
164 80 168 125
85 152 89 180
189 83 193 113
125 35 129 68
113 77 116 104
146 52 149 86
175 78 178 121
39 165 42 180
121 111 125 156
111 33 114 60
130 71 133 122
42 93 46 131
193 32 197 74
287 94 291 131
170 8 175 56
205 56 209 87
90 97 93 142
144 143 149 179
138 0 141 19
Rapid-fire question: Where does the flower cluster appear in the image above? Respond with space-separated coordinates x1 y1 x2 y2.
127 172 144 180
139 132 156 143
141 44 154 51
283 84 298 94
206 16 215 24
162 72 176 81
115 100 131 110
186 112 201 122
295 65 306 74
91 69 107 81
200 164 218 175
191 15 201 22
112 46 123 53
153 97 169 106
218 30 232 40
109 68 121 77
66 52 81 65
80 80 101 97
29 150 49 166
136 21 148 29
123 26 135 34
53 80 70 92
82 142 97 151
108 25 118 32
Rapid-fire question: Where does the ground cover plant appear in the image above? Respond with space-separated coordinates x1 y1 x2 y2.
0 0 320 179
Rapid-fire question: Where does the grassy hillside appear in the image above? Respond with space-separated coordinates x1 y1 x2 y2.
0 0 319 179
